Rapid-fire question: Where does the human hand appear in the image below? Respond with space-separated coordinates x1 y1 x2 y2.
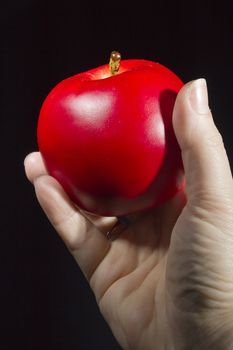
24 79 233 350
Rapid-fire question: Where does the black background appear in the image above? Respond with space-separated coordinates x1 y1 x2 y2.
1 0 233 349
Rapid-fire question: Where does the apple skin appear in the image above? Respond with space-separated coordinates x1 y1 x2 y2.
37 59 184 216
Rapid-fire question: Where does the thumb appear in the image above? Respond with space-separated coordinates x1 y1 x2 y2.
173 79 233 205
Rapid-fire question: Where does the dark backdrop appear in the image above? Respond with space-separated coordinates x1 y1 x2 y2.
1 0 233 349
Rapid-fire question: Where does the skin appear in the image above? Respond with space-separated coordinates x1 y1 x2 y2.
24 80 233 350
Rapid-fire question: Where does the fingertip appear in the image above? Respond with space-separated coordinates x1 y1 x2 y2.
24 152 47 183
24 151 39 167
172 79 211 151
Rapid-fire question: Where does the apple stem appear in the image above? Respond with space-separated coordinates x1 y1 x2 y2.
109 51 121 75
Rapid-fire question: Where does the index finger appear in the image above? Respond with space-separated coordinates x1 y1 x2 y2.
24 152 119 279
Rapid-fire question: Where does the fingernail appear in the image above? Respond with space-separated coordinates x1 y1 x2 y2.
189 78 210 115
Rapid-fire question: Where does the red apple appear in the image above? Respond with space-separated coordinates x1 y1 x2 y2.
37 52 184 216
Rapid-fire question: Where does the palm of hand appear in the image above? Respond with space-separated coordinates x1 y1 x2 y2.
84 192 186 350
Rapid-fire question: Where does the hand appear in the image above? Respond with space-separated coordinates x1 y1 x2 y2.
24 79 233 350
